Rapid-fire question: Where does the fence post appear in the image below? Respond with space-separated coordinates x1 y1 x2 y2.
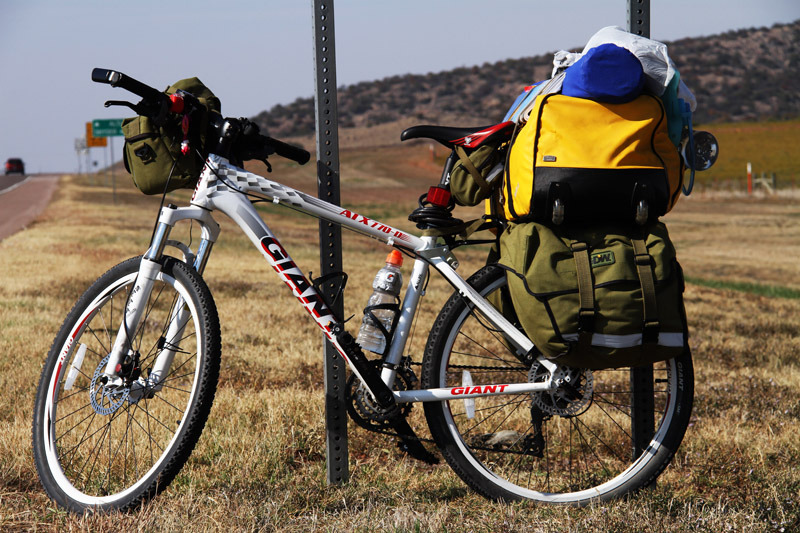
313 0 349 485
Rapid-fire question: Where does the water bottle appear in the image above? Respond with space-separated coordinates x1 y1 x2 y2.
356 250 404 354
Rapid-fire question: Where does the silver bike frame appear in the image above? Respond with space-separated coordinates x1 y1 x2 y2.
107 154 557 403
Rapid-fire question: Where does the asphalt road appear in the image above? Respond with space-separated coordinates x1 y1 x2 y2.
0 174 60 241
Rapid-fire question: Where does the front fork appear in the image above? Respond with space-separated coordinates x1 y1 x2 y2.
103 206 218 398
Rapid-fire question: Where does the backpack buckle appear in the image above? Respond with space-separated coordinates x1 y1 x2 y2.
634 252 651 267
578 307 595 332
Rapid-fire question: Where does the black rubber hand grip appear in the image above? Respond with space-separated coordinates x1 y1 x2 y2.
265 136 311 165
91 68 166 103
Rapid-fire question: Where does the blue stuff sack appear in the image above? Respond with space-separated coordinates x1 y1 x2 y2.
562 43 645 104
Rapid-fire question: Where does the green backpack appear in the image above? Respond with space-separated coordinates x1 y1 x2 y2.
498 220 687 369
449 140 508 207
121 78 221 195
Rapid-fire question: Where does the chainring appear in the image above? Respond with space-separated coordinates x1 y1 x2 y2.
346 360 416 431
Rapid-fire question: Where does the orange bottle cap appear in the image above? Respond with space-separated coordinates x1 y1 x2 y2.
386 249 403 267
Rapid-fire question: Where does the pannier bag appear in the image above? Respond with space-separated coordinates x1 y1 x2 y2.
504 92 683 225
121 78 221 195
498 220 687 369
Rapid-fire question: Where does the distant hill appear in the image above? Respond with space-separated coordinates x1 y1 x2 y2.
252 21 800 140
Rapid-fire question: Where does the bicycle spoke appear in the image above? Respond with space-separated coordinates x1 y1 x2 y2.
85 324 112 357
150 391 189 414
130 402 166 456
56 385 93 409
59 411 101 472
55 403 95 434
76 415 114 485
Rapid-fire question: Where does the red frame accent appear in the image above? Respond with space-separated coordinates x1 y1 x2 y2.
450 121 515 149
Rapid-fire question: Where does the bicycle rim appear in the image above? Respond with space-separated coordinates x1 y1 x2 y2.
422 265 692 504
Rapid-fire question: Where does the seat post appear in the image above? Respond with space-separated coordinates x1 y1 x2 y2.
439 151 457 187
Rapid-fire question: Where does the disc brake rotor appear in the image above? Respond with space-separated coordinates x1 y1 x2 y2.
89 354 129 415
529 362 594 417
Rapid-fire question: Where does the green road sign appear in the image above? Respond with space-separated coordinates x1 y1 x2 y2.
91 118 124 137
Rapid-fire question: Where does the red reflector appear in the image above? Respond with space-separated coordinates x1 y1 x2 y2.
169 93 185 113
427 186 451 207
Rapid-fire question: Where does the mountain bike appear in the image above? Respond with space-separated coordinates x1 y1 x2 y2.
32 68 694 513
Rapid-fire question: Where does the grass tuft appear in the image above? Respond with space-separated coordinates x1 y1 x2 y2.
686 276 800 299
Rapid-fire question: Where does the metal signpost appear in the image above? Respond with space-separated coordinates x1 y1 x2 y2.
74 137 89 180
627 0 657 461
627 0 651 37
313 0 349 485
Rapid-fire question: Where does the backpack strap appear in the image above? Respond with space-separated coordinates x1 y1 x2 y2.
632 237 660 344
454 146 492 198
570 241 595 350
420 217 486 239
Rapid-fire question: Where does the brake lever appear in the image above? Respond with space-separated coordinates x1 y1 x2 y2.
104 100 139 112
105 97 170 126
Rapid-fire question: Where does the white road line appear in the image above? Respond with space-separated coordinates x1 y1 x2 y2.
0 175 32 195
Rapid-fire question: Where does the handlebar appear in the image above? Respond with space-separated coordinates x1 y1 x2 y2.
91 67 310 166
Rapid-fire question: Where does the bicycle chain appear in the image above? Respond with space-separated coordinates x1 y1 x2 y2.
407 360 527 372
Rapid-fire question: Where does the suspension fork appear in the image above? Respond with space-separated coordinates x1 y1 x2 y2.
144 233 215 393
104 205 219 388
102 225 174 381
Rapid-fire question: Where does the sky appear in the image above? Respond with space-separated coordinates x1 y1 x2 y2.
1 0 798 173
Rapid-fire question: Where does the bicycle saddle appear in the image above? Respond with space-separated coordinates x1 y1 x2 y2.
400 121 515 150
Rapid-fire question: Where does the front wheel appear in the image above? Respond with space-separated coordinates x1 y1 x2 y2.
32 256 220 513
421 265 693 505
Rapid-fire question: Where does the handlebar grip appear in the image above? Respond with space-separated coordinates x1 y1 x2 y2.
91 68 167 103
265 136 310 165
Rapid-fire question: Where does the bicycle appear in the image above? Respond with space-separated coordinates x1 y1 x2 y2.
32 68 693 513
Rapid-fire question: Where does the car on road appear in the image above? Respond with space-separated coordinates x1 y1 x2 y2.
4 158 25 175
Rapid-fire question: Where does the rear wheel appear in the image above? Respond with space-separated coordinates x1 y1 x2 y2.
422 265 693 504
32 256 220 513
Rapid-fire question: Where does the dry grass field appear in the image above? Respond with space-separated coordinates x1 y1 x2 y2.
1 143 799 531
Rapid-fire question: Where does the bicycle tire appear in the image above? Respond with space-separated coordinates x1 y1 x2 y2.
421 264 693 505
32 256 220 513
